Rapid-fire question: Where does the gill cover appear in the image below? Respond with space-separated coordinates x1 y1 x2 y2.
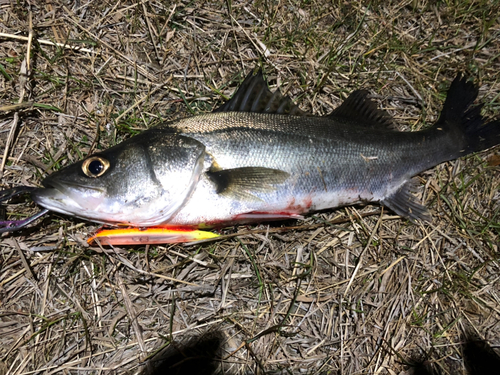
32 130 206 226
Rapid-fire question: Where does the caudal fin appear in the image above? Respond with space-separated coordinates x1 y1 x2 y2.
437 74 500 156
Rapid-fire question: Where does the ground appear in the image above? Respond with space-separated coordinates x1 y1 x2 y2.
0 1 499 374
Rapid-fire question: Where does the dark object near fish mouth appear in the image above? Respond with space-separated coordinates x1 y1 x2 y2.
0 186 35 201
0 186 50 233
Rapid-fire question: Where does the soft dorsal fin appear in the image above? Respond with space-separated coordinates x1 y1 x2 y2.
328 90 395 130
213 69 306 116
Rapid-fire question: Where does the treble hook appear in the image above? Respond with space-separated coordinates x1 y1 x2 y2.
0 186 49 233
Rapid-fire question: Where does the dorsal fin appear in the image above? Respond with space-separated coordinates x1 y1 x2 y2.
328 90 395 130
213 69 306 116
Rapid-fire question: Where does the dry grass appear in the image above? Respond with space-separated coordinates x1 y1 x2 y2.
1 1 499 374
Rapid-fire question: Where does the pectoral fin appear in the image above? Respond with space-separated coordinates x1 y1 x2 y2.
206 167 290 201
381 179 431 222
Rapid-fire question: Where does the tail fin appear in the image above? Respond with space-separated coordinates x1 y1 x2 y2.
437 74 500 156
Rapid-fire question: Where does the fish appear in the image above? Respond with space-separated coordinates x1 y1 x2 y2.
21 69 500 235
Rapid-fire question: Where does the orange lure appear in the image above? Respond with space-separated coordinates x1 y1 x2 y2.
88 227 220 246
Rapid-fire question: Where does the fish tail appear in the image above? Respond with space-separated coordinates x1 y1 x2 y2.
436 73 500 157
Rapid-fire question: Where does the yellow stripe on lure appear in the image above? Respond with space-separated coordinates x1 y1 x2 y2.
88 227 220 246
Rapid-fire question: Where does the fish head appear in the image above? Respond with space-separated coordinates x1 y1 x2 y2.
32 131 206 226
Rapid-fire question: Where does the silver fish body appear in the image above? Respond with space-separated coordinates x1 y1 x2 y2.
31 71 500 227
161 112 454 226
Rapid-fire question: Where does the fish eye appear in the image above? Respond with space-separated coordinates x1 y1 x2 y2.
82 156 110 178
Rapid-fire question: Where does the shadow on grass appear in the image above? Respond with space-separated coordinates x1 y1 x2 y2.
405 331 500 375
141 329 500 375
142 330 224 375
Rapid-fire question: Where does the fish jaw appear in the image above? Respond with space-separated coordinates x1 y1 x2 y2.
32 183 107 219
31 178 197 226
31 181 144 225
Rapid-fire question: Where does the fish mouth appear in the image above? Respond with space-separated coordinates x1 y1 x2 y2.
31 186 78 216
32 180 107 217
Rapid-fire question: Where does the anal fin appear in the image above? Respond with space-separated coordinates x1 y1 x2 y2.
381 179 431 222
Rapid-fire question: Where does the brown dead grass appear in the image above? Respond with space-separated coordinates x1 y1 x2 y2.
1 1 499 374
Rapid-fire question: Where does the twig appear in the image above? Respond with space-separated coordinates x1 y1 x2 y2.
396 71 424 106
343 210 384 297
0 32 94 53
116 273 146 355
113 76 173 124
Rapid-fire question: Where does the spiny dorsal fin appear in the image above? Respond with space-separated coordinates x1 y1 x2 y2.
213 69 306 116
328 90 395 130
